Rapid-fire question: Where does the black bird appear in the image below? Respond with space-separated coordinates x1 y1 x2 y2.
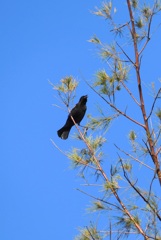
57 95 88 139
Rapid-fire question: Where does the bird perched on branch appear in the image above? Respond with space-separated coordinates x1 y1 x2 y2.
57 95 88 140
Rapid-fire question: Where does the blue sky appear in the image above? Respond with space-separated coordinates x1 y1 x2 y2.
1 0 161 239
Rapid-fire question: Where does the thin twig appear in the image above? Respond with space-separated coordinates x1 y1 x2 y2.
156 146 161 156
50 138 68 156
76 188 122 211
109 222 112 240
100 230 139 235
120 80 140 106
139 3 156 56
85 81 145 129
114 144 154 171
153 128 161 152
86 227 95 240
116 42 134 65
147 88 161 121
51 138 97 170
148 172 157 201
110 21 130 32
119 157 161 221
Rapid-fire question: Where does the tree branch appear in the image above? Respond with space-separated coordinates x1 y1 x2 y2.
127 0 161 186
147 88 161 121
120 80 140 107
86 81 145 128
139 2 157 56
76 188 122 211
120 157 161 221
116 42 134 65
114 144 154 171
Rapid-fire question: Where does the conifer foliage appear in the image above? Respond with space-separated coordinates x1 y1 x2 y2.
53 1 161 239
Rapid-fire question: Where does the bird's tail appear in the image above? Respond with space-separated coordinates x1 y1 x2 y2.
57 126 72 140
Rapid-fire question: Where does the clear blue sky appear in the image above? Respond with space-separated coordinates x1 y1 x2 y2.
1 1 161 239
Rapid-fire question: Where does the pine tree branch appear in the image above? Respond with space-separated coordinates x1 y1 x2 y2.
86 81 145 128
86 227 95 240
76 188 121 211
139 2 157 56
114 144 154 171
127 0 161 186
120 158 161 221
72 105 148 238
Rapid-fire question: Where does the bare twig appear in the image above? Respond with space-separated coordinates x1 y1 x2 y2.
116 42 134 65
156 146 161 156
109 222 112 240
142 139 161 185
120 80 140 106
148 172 157 201
50 138 68 156
147 88 161 121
